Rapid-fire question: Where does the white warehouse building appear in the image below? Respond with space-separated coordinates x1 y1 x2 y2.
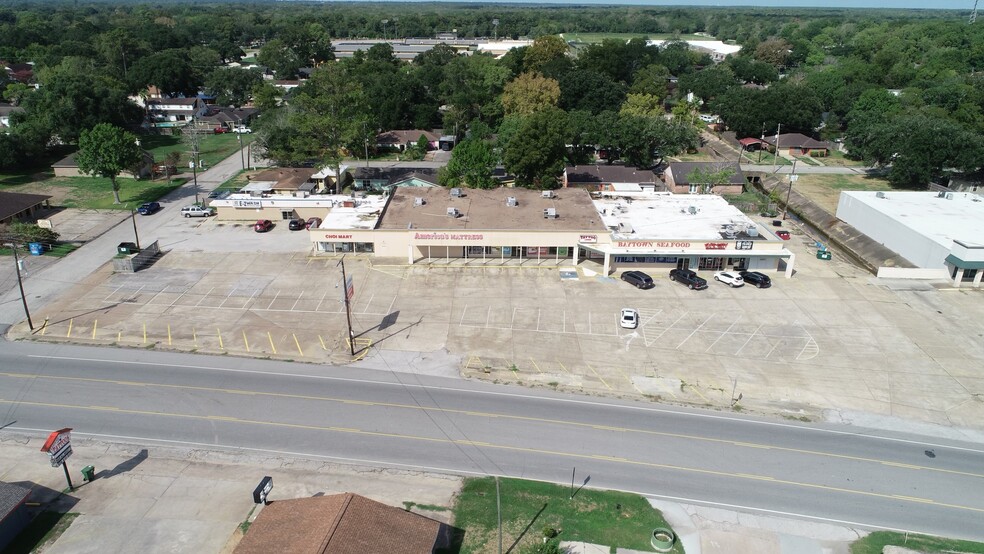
836 191 984 288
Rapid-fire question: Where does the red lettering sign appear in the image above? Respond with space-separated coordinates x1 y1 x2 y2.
704 243 728 250
323 234 353 240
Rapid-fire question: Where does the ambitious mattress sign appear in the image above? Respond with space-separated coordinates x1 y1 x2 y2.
413 232 485 241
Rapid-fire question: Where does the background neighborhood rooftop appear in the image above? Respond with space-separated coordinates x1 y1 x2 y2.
378 186 607 231
320 195 388 230
596 193 765 240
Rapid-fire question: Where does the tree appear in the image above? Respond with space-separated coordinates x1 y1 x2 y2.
205 67 262 107
1 221 59 244
558 69 626 115
441 137 498 189
501 72 560 116
620 94 663 118
677 65 739 104
629 64 670 100
523 35 569 73
129 49 199 98
686 164 738 194
501 107 568 189
0 133 20 170
76 123 143 205
257 38 301 79
754 38 793 69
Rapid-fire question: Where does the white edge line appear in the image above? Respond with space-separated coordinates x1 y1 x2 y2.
1 427 954 540
22 354 984 455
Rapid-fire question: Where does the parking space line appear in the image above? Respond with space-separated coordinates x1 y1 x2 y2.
645 312 687 347
705 316 741 352
143 322 147 344
219 287 238 308
266 291 280 310
242 331 250 352
291 291 304 311
676 314 713 349
268 332 277 354
117 330 121 342
193 327 198 347
319 335 327 350
103 283 124 302
511 307 517 328
585 363 612 390
536 309 541 331
167 324 172 346
617 368 643 394
765 337 782 358
293 334 304 356
147 285 169 305
195 287 215 307
217 328 224 349
460 305 469 326
361 294 374 314
91 320 97 339
66 318 73 338
555 359 570 374
315 290 328 312
588 312 592 334
686 383 710 403
529 358 543 374
168 288 186 307
242 289 259 310
126 284 146 302
485 306 491 328
735 324 763 355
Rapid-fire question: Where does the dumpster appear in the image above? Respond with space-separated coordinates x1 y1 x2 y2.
28 242 43 255
117 242 138 255
81 465 96 482
817 250 832 260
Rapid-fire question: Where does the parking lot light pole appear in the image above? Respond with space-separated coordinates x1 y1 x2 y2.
783 159 797 221
130 208 141 250
337 257 355 355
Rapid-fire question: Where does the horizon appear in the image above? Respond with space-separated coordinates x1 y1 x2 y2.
314 0 970 10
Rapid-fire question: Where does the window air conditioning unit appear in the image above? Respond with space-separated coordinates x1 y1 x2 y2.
447 207 460 218
450 187 462 197
414 197 425 206
542 190 554 198
506 196 518 207
543 208 557 219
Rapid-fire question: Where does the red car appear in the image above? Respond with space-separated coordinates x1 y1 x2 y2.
253 219 273 233
776 230 791 240
214 126 229 134
305 217 322 230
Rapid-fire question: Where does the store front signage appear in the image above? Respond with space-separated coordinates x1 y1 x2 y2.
704 243 728 250
234 200 262 208
323 233 353 240
413 232 484 241
735 240 754 250
616 241 691 249
579 235 598 243
40 428 73 468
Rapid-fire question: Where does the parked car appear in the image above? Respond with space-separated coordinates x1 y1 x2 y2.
253 219 273 233
213 126 228 134
181 205 214 218
233 126 252 134
739 271 772 288
305 217 322 230
620 270 655 289
669 268 708 290
776 230 791 240
287 218 307 231
137 202 160 215
619 308 639 329
713 271 744 288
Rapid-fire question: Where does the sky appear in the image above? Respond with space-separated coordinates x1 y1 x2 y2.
353 0 970 9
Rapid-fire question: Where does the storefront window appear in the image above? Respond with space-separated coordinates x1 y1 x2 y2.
698 257 724 270
614 256 678 264
355 242 374 253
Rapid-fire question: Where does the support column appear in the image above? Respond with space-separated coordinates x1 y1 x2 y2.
408 244 413 265
603 252 611 276
573 246 579 265
953 268 964 288
974 270 982 289
784 253 795 279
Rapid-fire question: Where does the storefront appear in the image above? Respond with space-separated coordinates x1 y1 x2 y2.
586 238 794 278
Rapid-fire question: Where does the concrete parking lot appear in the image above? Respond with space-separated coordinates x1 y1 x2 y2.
11 215 984 432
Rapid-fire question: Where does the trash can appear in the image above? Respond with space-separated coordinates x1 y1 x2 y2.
772 220 782 227
81 465 96 482
29 242 43 256
817 250 832 260
117 242 138 255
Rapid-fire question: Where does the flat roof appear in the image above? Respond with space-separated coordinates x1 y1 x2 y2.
840 191 984 248
378 186 607 231
595 193 765 241
320 195 388 230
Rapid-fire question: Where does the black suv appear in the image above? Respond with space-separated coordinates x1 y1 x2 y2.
287 218 307 231
739 271 772 288
621 271 655 289
669 268 708 290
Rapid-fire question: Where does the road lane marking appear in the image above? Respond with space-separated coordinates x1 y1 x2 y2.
1 397 981 515
23 354 984 456
3 370 981 483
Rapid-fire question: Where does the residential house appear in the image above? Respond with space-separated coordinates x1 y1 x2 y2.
662 161 745 195
2 62 33 84
762 133 830 157
562 165 659 193
245 168 320 196
144 97 207 128
52 151 155 179
738 137 768 152
376 130 439 152
350 167 440 192
0 191 51 225
0 482 33 552
233 493 453 554
0 103 24 129
198 106 259 131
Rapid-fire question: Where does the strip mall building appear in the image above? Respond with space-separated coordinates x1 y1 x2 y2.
300 186 795 277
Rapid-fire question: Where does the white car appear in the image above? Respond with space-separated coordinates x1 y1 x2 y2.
714 271 744 287
620 308 639 329
233 127 252 134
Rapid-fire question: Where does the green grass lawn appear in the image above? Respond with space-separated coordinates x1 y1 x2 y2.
851 531 984 554
451 477 683 554
43 176 187 210
141 133 255 171
0 168 54 187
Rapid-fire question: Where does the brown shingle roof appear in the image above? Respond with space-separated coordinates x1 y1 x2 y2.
377 130 439 145
251 168 318 191
763 133 829 150
565 165 657 185
234 493 443 554
0 191 51 221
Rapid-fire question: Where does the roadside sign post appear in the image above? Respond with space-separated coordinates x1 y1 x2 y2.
40 428 75 491
253 476 273 505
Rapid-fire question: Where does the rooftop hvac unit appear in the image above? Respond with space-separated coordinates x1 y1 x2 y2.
543 208 557 219
747 226 759 237
945 192 954 200
618 222 634 233
876 191 886 199
414 197 425 206
937 191 947 198
447 207 460 217
506 196 518 207
542 190 554 198
688 206 698 215
450 187 462 197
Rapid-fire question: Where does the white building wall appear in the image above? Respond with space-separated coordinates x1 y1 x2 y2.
836 194 949 268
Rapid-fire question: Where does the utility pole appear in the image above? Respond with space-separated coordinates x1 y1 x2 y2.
772 123 781 174
495 476 503 554
191 148 200 204
130 208 141 250
238 132 246 171
337 257 355 355
364 138 369 168
10 243 34 330
757 123 765 164
784 158 797 221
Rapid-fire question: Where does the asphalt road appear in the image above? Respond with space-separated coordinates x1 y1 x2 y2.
3 341 984 541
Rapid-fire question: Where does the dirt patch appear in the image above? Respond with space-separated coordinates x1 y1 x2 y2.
787 173 891 215
5 181 76 205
